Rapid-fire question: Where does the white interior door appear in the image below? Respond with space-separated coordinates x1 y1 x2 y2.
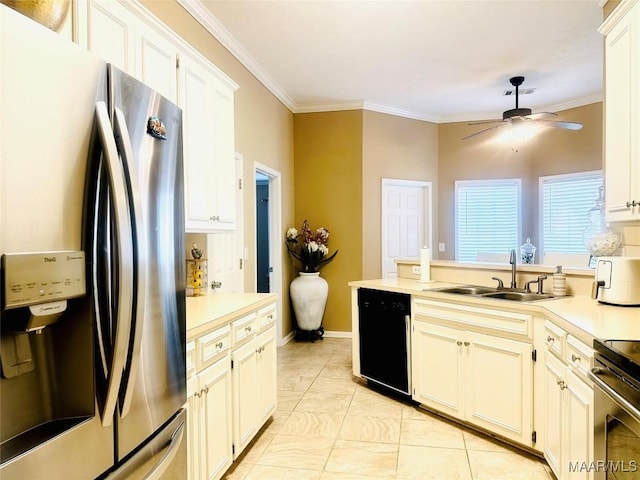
381 179 432 278
207 154 244 293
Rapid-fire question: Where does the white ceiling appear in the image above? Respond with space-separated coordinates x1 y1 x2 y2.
180 0 604 123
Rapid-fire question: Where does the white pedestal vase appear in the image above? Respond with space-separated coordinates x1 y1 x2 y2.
290 272 328 340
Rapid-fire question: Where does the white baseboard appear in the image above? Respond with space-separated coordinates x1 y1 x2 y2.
279 330 352 345
280 331 295 346
323 330 352 339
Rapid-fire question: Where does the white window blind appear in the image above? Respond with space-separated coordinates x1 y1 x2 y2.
455 179 521 262
540 171 603 256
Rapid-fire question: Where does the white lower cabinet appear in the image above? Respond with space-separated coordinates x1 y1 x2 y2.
543 323 594 480
412 319 534 446
257 328 277 422
232 324 277 458
187 355 233 480
231 335 259 457
187 301 277 479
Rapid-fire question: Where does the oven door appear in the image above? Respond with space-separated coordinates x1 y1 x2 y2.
590 364 640 480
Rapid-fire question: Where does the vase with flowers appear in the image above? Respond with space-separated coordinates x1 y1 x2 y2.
285 220 338 339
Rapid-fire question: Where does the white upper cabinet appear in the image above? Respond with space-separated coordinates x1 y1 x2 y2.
76 0 137 72
179 51 238 233
76 0 238 233
599 0 640 222
78 0 179 103
135 21 179 103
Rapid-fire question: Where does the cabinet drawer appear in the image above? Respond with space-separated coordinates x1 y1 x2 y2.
197 325 231 368
257 304 277 331
413 298 532 338
566 335 593 382
543 320 566 359
186 340 196 378
231 312 257 346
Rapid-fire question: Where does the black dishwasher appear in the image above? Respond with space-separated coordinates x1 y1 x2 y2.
358 288 411 398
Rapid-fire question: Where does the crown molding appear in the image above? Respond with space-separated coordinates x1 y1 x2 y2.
294 100 439 123
176 0 296 110
363 102 440 123
293 101 364 114
538 93 603 115
598 0 638 34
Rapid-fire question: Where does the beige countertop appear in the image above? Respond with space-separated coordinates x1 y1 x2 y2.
186 293 277 340
349 278 640 345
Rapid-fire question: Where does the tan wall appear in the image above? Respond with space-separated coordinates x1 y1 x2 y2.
293 111 363 333
603 0 621 19
437 102 603 261
362 111 439 280
141 2 296 333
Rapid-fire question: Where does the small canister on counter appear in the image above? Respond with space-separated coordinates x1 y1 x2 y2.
552 265 567 297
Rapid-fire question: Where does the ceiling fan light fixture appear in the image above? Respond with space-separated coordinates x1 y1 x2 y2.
503 107 532 120
462 75 584 141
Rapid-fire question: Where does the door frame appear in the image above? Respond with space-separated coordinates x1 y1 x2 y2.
381 178 433 278
253 162 284 345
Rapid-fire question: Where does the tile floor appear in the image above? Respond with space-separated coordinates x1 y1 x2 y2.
223 337 554 480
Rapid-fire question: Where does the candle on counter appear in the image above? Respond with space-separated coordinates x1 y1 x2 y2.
419 246 432 283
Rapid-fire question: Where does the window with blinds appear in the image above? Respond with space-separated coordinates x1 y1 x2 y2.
539 171 603 257
455 179 521 262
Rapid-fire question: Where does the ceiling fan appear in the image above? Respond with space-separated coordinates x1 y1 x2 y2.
463 76 584 141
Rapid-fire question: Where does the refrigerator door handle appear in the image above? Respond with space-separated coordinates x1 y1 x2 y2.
92 162 109 378
144 421 185 480
95 101 134 427
113 107 147 418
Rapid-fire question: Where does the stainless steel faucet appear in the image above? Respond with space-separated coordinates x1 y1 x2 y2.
491 248 518 290
509 249 517 289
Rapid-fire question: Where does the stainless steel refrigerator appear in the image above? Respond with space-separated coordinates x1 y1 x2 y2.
0 5 186 479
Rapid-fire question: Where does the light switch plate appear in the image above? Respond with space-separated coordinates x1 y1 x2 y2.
438 243 445 252
411 265 421 274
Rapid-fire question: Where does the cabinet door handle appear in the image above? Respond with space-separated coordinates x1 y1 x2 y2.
464 341 470 347
456 340 463 346
194 391 201 398
571 354 581 363
558 380 567 390
546 336 555 344
626 200 637 208
215 341 224 350
245 325 252 332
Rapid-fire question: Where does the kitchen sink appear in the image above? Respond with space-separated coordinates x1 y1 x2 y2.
431 285 556 302
434 286 498 295
481 291 555 302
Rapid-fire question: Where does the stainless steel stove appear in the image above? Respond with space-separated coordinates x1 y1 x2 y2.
589 339 640 479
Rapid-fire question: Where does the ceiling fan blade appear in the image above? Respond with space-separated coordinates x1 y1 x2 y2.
468 119 502 125
526 112 557 120
462 124 504 141
540 120 584 130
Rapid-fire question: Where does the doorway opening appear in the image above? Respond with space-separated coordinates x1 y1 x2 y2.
256 172 270 293
254 163 284 344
